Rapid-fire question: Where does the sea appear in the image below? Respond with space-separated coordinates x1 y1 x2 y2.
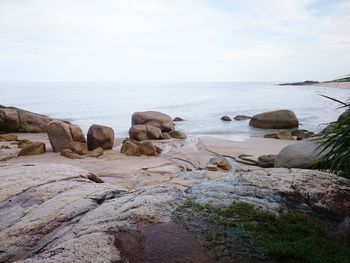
0 82 349 140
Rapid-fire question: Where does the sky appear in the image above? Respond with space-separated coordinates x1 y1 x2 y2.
0 0 349 82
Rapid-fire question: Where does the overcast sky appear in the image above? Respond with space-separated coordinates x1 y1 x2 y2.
0 0 349 82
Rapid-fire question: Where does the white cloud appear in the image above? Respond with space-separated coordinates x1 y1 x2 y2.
0 0 349 81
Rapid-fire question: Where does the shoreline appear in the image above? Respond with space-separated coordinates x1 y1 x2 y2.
308 81 350 90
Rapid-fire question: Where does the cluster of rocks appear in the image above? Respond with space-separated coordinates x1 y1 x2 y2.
47 121 114 159
121 139 162 156
264 129 315 141
121 111 187 155
206 156 232 171
0 134 46 158
220 115 251 121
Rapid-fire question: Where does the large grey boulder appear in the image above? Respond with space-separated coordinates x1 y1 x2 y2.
188 167 350 216
132 111 175 132
249 109 299 129
274 141 323 169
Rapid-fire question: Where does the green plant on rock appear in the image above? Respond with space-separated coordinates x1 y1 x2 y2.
315 95 350 178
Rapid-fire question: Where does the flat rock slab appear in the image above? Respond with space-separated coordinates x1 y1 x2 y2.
0 163 184 262
189 167 350 217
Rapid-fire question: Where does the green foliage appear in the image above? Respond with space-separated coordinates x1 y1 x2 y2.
315 96 350 178
176 200 350 263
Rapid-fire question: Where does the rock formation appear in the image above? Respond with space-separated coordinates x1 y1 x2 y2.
47 120 88 155
132 111 175 132
249 109 299 129
87 124 114 150
0 106 52 133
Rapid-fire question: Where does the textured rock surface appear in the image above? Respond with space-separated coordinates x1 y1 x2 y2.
249 109 299 129
169 131 187 140
264 130 294 140
88 147 104 158
189 167 350 216
129 124 162 141
18 142 46 156
47 120 87 155
140 141 158 156
275 141 322 168
0 163 183 262
120 140 141 156
87 124 114 151
132 111 175 132
0 107 51 133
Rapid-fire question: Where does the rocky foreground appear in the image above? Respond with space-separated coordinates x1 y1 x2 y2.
1 161 350 262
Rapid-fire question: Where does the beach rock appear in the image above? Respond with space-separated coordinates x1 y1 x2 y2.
264 130 294 140
88 147 104 158
18 142 46 156
258 154 275 163
291 129 315 140
189 167 350 216
132 111 175 132
17 139 31 148
0 134 18 141
0 107 52 133
140 141 157 156
169 131 187 140
249 109 299 129
61 149 84 159
0 108 19 132
161 132 171 140
257 155 276 168
121 140 141 156
0 142 21 161
17 109 51 133
87 124 114 150
220 115 232 121
206 164 219 171
47 120 87 155
274 141 322 169
209 156 231 170
233 115 251 121
129 125 162 141
173 117 185 122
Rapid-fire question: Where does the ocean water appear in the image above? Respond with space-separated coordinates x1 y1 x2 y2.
0 82 349 139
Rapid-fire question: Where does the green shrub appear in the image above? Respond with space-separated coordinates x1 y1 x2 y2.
315 96 350 178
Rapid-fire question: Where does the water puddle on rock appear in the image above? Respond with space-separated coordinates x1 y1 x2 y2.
114 222 214 263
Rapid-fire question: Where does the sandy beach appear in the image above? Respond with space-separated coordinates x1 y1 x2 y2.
1 132 294 190
310 81 350 90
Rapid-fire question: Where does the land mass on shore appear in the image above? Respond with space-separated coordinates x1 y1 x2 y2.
279 75 350 89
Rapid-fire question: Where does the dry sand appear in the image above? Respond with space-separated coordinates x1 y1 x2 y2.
310 81 350 90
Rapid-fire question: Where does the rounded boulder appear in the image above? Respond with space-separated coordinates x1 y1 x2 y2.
87 124 114 151
132 111 174 132
249 110 299 129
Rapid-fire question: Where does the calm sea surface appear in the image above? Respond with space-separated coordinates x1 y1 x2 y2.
0 82 349 139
